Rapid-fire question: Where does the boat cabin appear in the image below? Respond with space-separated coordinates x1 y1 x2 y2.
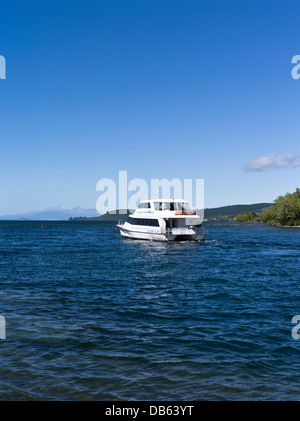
136 199 196 215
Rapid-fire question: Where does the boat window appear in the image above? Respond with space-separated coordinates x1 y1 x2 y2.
159 202 175 211
183 202 191 211
128 217 159 227
175 202 191 211
154 202 188 211
138 202 151 209
161 202 169 210
154 202 164 211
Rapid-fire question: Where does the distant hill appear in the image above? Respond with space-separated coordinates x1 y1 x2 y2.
69 209 134 221
203 203 272 221
69 203 273 222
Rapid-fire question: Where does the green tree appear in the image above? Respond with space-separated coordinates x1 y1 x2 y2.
260 188 300 226
235 211 260 222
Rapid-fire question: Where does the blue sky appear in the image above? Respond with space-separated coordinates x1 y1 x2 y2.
0 0 299 214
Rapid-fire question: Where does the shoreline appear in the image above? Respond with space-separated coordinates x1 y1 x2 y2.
275 225 300 229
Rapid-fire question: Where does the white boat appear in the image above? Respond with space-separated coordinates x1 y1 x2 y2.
116 199 207 241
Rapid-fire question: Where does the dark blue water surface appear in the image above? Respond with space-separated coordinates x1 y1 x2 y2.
0 220 300 400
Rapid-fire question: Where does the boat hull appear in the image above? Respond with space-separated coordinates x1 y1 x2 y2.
117 225 206 242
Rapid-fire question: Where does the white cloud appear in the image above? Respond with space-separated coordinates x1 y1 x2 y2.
245 153 300 171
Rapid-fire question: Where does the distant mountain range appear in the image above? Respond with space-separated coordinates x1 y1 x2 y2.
0 207 99 221
0 203 273 221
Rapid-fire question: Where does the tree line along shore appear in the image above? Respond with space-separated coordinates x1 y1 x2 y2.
235 188 300 227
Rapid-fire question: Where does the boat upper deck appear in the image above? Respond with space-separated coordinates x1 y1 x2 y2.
133 199 198 217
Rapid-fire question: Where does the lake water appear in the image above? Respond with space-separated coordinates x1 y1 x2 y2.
0 220 300 400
